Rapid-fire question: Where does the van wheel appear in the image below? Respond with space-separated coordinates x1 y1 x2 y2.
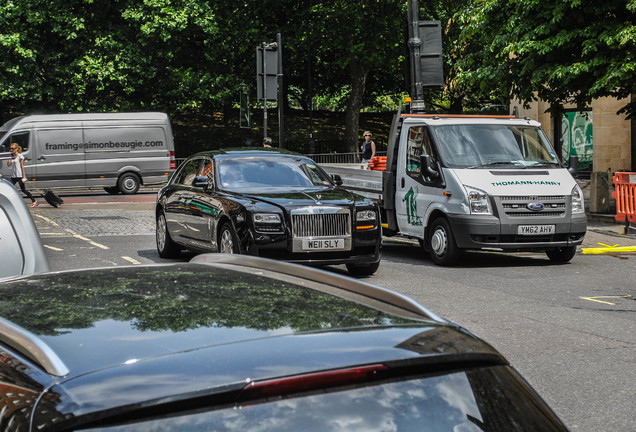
546 246 576 263
104 186 120 194
428 217 461 266
118 173 140 194
218 222 239 254
346 261 380 276
156 212 181 258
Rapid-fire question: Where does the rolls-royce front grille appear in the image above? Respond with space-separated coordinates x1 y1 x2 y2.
292 211 351 238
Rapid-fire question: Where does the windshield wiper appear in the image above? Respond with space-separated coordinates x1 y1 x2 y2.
467 161 524 169
525 160 560 167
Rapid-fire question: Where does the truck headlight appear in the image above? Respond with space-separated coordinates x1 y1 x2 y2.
571 184 585 214
464 186 492 215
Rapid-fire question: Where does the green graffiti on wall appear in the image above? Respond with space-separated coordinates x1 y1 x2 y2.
561 111 593 170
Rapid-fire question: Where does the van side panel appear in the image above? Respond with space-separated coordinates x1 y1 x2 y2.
82 123 171 187
35 122 86 188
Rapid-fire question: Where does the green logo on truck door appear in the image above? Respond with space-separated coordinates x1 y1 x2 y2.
403 187 422 226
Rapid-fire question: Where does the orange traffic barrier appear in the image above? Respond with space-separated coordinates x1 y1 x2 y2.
369 156 387 171
612 172 636 223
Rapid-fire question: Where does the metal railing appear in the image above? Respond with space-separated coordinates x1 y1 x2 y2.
175 151 387 168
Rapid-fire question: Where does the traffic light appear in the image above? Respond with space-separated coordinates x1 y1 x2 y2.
256 43 279 101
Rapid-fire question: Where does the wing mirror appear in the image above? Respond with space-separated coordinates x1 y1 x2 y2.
420 155 439 179
332 174 343 186
193 175 211 190
567 155 579 177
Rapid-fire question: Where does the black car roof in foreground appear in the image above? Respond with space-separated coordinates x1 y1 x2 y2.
0 256 514 430
0 255 457 377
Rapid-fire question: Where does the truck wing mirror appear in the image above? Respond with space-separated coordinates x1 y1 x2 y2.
567 155 579 177
332 174 343 186
420 155 439 179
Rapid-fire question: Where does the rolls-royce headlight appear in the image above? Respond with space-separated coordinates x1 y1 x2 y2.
356 209 377 222
253 213 281 223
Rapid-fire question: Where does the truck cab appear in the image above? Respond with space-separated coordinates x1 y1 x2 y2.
382 113 587 265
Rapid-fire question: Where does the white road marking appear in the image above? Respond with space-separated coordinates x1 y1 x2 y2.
122 256 141 265
65 229 109 250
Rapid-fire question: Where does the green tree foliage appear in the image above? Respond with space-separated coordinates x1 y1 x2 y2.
310 1 406 152
1 0 632 150
458 0 636 117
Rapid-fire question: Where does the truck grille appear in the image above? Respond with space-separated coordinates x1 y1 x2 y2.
498 195 567 217
291 208 351 238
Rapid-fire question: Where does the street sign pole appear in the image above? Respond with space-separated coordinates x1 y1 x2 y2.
277 33 284 148
261 42 268 137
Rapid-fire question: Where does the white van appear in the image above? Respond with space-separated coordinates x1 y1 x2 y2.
0 112 176 194
324 112 587 265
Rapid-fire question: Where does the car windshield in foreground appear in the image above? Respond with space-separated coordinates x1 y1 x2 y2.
432 124 561 169
217 156 332 190
82 366 566 431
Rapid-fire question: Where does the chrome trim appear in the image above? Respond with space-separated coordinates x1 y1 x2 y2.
290 207 352 252
0 316 69 377
190 254 443 323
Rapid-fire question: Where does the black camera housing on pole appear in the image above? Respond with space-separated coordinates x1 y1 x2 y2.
406 0 443 113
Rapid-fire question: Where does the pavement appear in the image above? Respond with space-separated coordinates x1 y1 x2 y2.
583 213 636 252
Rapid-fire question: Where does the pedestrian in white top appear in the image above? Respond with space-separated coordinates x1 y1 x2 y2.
8 143 38 207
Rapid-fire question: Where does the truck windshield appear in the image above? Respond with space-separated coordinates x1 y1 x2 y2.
431 124 560 169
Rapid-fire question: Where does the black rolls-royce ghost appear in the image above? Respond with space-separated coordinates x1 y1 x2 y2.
156 148 382 275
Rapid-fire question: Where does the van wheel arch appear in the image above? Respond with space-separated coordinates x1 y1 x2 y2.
118 172 141 194
427 216 462 266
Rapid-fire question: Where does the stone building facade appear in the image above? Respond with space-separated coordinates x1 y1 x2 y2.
512 96 635 213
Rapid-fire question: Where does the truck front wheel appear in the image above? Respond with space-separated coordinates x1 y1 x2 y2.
428 217 461 266
546 246 576 263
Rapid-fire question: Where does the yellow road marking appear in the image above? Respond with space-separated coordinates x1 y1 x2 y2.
122 256 141 265
581 242 636 254
580 295 632 305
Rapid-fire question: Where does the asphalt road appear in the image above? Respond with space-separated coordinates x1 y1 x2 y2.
29 191 636 432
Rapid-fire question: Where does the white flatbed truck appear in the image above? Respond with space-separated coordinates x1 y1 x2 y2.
324 111 587 265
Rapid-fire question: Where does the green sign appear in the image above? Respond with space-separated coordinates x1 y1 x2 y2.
240 91 251 128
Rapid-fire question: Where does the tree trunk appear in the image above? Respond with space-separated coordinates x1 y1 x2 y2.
344 60 370 154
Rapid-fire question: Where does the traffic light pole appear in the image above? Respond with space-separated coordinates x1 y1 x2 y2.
261 42 269 138
407 0 426 113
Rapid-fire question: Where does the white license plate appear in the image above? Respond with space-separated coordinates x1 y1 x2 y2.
517 225 555 235
301 238 346 251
